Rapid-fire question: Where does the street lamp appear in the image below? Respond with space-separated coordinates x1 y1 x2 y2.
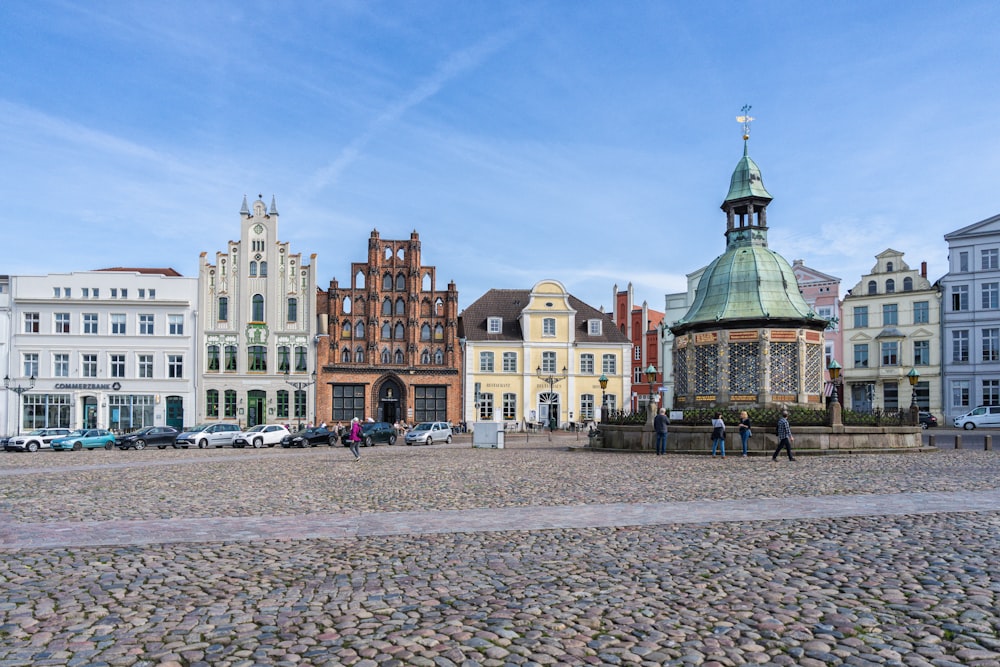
536 365 567 441
4 375 36 435
907 367 920 426
285 368 317 432
598 374 608 423
644 364 658 426
828 359 842 405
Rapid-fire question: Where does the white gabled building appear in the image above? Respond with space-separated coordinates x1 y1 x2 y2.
197 195 318 428
3 269 198 434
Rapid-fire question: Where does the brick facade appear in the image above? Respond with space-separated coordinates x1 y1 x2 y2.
315 230 462 427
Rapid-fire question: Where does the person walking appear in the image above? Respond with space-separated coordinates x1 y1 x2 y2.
653 407 670 456
738 410 752 457
773 410 795 461
347 417 362 462
711 412 726 458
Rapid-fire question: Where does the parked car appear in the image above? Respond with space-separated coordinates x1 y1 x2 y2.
175 423 242 449
233 424 290 448
918 412 938 430
359 421 397 446
281 426 339 448
50 429 117 451
404 421 453 446
117 426 181 450
5 427 72 452
953 405 1000 430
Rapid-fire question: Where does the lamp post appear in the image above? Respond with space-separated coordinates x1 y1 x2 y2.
285 368 317 432
827 359 843 427
645 364 657 425
4 375 36 435
536 365 567 442
598 374 608 423
907 367 920 426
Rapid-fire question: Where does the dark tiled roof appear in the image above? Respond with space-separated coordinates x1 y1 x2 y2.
459 289 628 343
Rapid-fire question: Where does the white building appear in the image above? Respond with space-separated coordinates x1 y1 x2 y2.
3 269 198 434
197 195 318 428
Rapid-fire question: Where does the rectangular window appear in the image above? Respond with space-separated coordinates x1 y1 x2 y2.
605 394 617 411
953 330 970 362
276 390 289 419
984 283 1000 310
24 312 39 333
55 313 70 333
139 314 154 335
952 285 969 311
487 317 502 334
225 345 238 372
224 390 237 418
602 354 617 375
206 390 219 418
208 345 220 372
882 304 898 326
169 314 184 335
111 314 126 335
121 288 127 298
54 353 69 377
959 251 969 272
984 380 1000 406
913 339 930 365
580 354 594 375
248 345 267 372
881 341 898 366
111 288 118 298
82 354 97 378
913 301 929 324
414 386 448 422
168 355 183 378
952 379 970 410
287 298 298 323
333 384 367 421
502 352 517 373
541 351 556 374
984 328 1000 362
278 346 290 373
83 313 98 334
295 346 307 372
138 355 153 378
883 382 898 410
634 346 641 361
983 249 999 270
853 306 868 328
502 392 517 420
294 390 306 419
218 297 229 322
148 289 154 300
53 287 61 298
478 392 494 420
23 353 39 377
854 344 869 368
542 318 556 337
92 288 99 298
588 320 602 335
479 351 494 372
110 354 125 378
580 394 595 421
139 289 146 298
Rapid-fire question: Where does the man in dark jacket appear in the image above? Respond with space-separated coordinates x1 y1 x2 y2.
653 408 670 456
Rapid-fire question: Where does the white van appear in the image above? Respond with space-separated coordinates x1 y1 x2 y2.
953 405 1000 430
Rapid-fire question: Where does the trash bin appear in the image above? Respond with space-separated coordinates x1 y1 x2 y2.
472 422 504 448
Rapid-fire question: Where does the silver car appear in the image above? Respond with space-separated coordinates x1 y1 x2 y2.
175 423 242 449
404 421 453 446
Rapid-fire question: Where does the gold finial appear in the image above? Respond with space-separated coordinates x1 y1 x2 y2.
736 104 754 141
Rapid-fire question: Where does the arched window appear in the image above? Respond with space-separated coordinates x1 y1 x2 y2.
381 322 391 339
341 348 351 363
903 277 913 291
394 322 405 339
252 294 264 321
277 345 290 372
384 246 392 260
435 297 444 315
287 298 298 322
394 349 404 364
421 349 430 364
249 261 257 277
355 270 365 289
207 345 220 371
434 349 444 364
383 273 393 291
396 273 405 291
355 346 364 363
381 348 391 364
355 321 365 338
260 261 267 276
434 324 444 340
886 261 894 271
342 321 352 338
421 324 431 341
867 280 877 295
886 279 895 293
395 297 405 315
382 298 392 315
342 296 352 314
218 296 228 322
422 273 431 291
421 300 432 317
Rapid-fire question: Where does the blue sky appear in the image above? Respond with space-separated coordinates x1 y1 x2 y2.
4 1 1000 315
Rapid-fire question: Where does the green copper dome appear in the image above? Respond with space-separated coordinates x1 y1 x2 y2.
724 142 772 203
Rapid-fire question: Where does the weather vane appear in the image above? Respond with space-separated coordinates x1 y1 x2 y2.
736 104 754 140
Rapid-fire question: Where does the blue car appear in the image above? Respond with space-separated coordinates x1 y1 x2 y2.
50 429 117 451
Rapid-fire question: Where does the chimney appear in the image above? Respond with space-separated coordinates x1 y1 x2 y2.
921 261 927 278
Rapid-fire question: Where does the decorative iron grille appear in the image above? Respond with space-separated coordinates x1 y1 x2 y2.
771 342 799 394
674 348 688 396
729 342 760 394
694 344 718 394
805 343 823 394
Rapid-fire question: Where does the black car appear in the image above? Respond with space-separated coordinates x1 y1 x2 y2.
117 426 181 450
360 421 397 447
281 426 339 448
918 412 938 429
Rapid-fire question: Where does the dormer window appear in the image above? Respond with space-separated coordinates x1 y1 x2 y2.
487 317 502 334
543 317 556 337
588 319 602 336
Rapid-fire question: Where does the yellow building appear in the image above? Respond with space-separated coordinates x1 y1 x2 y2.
458 280 631 429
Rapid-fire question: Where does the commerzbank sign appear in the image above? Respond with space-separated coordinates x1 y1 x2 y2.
53 382 122 391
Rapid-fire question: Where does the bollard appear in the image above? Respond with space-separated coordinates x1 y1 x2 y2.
928 434 935 449
955 435 962 450
986 435 993 451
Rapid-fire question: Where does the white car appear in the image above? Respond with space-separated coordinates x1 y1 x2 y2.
233 424 290 448
6 428 72 452
404 421 453 445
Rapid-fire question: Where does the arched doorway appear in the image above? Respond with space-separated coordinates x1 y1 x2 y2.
378 379 404 424
539 392 560 430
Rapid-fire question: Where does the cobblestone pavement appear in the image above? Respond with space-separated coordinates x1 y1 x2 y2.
2 434 999 666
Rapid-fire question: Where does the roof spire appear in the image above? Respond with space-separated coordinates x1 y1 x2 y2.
737 104 754 142
269 195 279 216
240 194 250 216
